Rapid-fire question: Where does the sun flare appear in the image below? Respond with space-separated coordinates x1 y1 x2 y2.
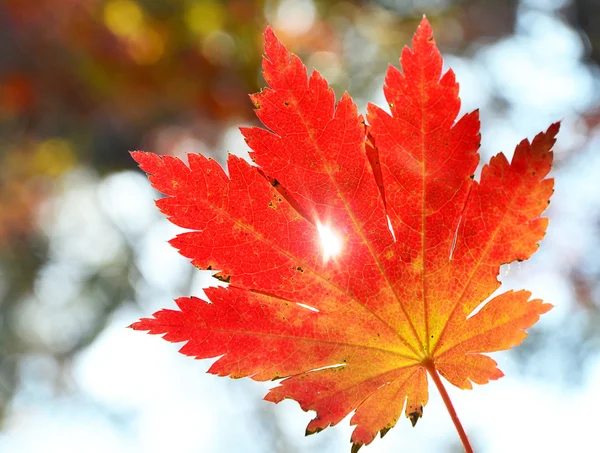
316 222 343 262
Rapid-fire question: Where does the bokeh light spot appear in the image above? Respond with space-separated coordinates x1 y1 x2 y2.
103 0 144 39
274 0 316 36
126 27 165 65
34 138 76 177
185 2 225 37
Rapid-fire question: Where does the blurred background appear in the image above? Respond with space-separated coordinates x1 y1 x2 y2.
0 0 598 452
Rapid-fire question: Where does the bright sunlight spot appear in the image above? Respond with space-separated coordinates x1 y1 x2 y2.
316 222 343 262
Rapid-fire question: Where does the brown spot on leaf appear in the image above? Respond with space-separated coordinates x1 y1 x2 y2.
213 273 231 283
408 406 424 427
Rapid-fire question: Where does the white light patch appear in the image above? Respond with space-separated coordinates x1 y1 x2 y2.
296 302 319 313
449 215 462 260
307 363 346 373
316 222 343 262
386 215 396 241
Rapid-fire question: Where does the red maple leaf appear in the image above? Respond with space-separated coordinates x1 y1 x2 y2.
130 17 558 452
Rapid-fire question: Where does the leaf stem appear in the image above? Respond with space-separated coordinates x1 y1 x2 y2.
423 360 474 453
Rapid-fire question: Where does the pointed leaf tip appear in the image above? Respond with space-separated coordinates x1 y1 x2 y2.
417 15 433 39
264 25 275 43
263 25 287 62
408 405 423 427
305 426 322 437
547 121 561 140
261 25 298 90
130 150 147 164
351 442 363 453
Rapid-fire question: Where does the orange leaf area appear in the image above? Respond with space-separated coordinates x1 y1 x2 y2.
131 17 557 451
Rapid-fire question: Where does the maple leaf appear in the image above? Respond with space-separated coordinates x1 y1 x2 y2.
130 17 558 452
